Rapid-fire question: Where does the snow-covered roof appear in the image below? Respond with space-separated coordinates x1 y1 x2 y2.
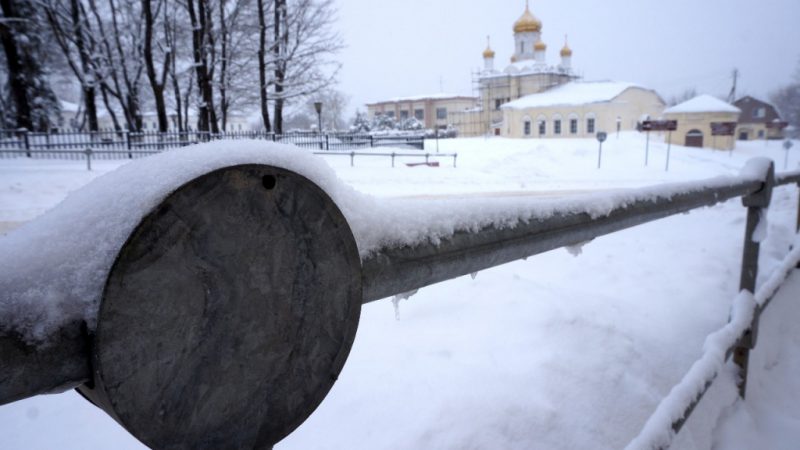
369 93 474 104
664 95 740 115
501 81 644 110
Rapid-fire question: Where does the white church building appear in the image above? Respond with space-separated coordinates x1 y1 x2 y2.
453 2 666 138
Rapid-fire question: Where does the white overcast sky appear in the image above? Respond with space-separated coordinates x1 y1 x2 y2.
332 0 800 115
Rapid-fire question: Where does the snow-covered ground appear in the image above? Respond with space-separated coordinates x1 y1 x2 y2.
1 133 799 449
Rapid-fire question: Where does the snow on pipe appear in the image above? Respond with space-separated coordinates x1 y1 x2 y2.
361 178 763 303
0 142 785 448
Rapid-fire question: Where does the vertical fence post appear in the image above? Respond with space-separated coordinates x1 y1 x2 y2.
734 160 775 398
796 182 800 234
391 152 395 168
84 148 93 171
22 130 31 157
325 134 330 151
453 153 457 168
350 151 355 167
126 130 133 159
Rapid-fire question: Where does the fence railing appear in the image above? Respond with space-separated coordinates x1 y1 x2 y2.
1 157 798 449
0 129 426 158
313 150 457 168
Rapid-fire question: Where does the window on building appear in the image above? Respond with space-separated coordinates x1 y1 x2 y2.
400 110 409 120
570 119 578 134
587 118 596 134
554 120 562 135
386 111 395 118
524 121 531 136
754 107 766 119
538 121 546 136
414 109 424 120
758 129 765 138
436 107 447 120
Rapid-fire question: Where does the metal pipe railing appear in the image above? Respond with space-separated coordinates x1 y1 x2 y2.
362 178 763 303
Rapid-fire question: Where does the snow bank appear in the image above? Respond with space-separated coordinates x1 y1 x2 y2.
625 240 800 450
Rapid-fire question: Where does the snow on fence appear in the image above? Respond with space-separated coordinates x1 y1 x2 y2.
1 141 799 449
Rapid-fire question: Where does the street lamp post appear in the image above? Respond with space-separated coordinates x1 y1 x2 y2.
314 102 323 134
784 139 794 170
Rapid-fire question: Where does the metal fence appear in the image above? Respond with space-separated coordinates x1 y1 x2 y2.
0 129 426 159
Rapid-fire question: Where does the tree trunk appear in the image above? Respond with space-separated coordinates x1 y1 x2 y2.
272 0 286 134
70 0 99 131
0 0 32 129
257 0 271 132
187 0 218 133
142 0 169 132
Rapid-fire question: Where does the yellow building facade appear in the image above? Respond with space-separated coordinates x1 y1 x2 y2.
663 95 741 151
500 82 666 138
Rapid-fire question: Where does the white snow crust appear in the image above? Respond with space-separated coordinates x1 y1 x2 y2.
663 95 741 115
501 81 642 110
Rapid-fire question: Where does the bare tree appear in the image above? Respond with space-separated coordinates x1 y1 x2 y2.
41 0 102 131
86 0 145 131
770 62 800 139
0 0 60 130
186 0 219 133
257 0 272 131
667 87 697 106
271 0 343 134
142 0 170 131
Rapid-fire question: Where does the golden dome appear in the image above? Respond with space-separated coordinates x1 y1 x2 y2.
514 1 542 33
534 39 547 51
560 35 572 57
483 36 495 58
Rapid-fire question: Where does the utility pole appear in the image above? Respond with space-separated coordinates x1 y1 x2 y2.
728 68 739 103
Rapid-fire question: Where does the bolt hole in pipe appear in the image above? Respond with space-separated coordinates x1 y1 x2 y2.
262 175 277 190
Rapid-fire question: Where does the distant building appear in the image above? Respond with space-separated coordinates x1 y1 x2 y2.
365 94 477 130
733 96 785 141
500 81 665 139
663 95 740 151
53 100 116 131
461 2 579 136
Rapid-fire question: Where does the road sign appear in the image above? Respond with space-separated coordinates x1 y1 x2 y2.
596 132 607 143
710 122 737 136
639 120 678 132
785 140 794 150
